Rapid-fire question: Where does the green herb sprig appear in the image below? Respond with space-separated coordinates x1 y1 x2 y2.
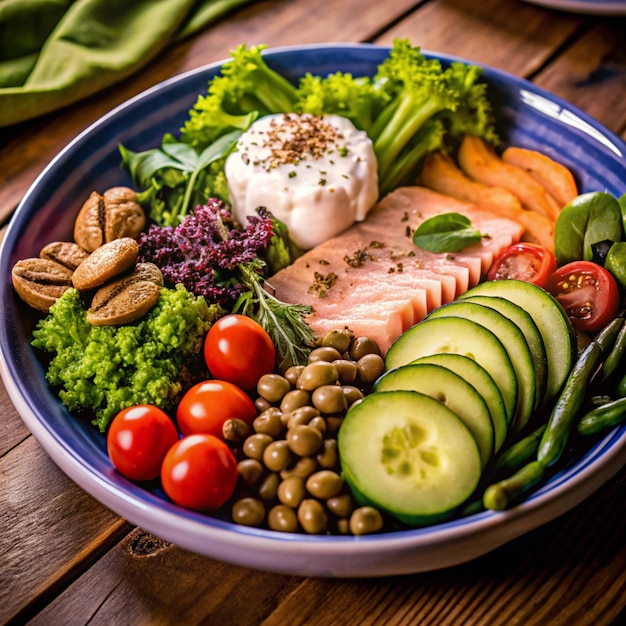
412 212 488 253
119 129 242 226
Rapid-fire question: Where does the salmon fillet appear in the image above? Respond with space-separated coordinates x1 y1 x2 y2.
268 186 525 353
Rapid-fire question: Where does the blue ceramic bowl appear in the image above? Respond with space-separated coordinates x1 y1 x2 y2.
1 44 625 577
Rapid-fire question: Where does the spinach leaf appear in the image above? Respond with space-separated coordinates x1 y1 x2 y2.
412 212 486 252
119 129 242 226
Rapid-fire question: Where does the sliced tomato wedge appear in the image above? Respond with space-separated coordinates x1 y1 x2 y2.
547 260 620 334
487 243 557 288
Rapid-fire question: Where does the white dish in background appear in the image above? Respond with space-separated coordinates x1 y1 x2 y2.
522 0 626 14
1 43 625 578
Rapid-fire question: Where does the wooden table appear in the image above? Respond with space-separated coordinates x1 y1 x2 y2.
2 1 625 624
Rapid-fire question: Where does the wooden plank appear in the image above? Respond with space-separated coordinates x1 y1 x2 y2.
532 20 626 133
24 468 626 625
0 438 130 624
28 528 303 626
257 469 626 626
0 376 30 456
375 0 584 76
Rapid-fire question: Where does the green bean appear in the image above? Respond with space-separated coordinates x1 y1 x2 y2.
594 316 624 352
597 318 626 386
537 341 603 467
576 397 626 437
538 317 624 468
483 461 546 511
617 374 626 398
486 424 546 482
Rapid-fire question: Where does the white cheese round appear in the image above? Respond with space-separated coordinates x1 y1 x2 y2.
225 113 378 250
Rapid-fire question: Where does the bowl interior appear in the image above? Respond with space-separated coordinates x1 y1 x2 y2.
1 43 625 576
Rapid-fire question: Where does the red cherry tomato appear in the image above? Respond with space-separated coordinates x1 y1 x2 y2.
107 405 179 482
487 243 557 288
204 314 276 390
548 261 620 334
161 434 238 511
176 379 257 438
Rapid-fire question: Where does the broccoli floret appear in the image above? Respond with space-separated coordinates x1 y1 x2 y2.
371 39 498 194
438 61 500 147
295 71 389 132
32 286 221 432
181 44 298 151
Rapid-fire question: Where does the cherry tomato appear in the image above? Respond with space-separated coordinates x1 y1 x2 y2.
204 314 275 390
107 405 179 482
487 243 557 288
161 434 238 511
176 379 257 438
548 260 620 334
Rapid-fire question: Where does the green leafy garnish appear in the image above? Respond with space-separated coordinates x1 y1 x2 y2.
234 263 314 372
412 212 487 252
119 129 243 226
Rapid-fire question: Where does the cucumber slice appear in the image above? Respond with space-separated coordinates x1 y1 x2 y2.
412 353 508 453
459 280 576 402
338 390 482 526
386 316 518 424
375 363 494 467
426 301 536 432
462 294 548 409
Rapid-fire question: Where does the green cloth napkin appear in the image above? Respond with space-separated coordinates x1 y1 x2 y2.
0 0 253 128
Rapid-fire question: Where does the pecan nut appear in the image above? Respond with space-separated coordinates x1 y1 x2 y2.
72 237 139 291
12 258 74 312
40 241 90 271
73 186 146 252
87 263 164 326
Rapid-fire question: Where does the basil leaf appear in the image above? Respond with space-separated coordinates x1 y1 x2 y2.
413 212 485 252
160 140 200 169
197 129 243 170
119 144 193 189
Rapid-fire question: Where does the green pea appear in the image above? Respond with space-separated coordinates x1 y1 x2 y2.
254 407 285 437
297 360 339 390
312 384 347 414
284 365 305 387
277 475 306 508
258 472 280 501
280 456 318 480
349 507 384 535
297 499 328 534
237 458 264 487
320 329 353 353
349 336 381 360
326 493 354 518
243 433 273 460
306 470 343 499
280 389 311 413
286 424 323 456
232 498 266 527
309 346 343 363
263 440 293 472
285 405 321 429
268 505 299 533
332 359 358 385
257 373 291 403
316 439 339 469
